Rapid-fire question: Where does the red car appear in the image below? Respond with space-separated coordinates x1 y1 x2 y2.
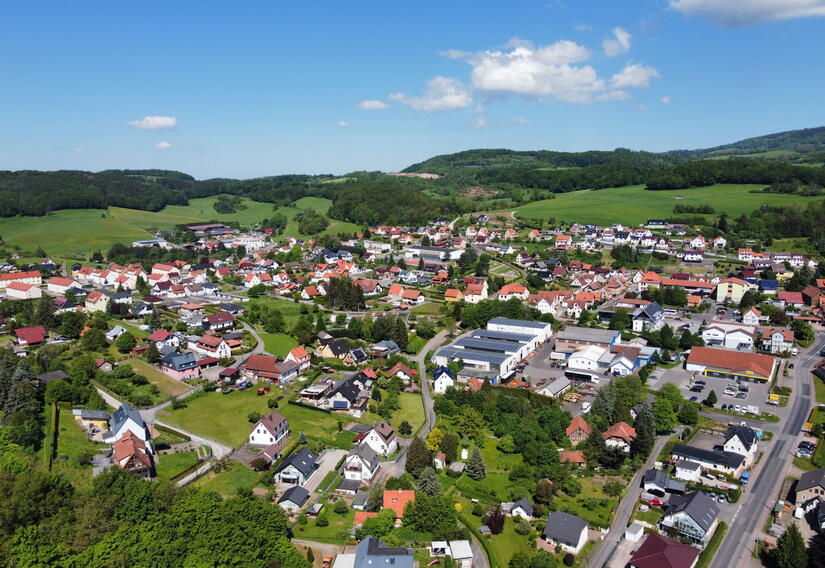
645 498 664 506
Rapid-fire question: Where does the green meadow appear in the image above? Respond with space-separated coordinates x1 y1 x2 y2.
0 196 358 257
512 183 825 226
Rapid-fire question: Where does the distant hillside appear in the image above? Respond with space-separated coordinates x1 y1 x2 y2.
403 126 825 174
693 126 825 157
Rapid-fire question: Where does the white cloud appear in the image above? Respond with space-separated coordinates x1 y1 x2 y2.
389 76 473 111
508 117 531 125
610 63 660 88
156 141 172 149
636 103 648 111
573 23 593 31
660 95 672 104
669 0 825 25
73 147 84 153
128 115 177 130
337 121 350 127
470 117 487 128
602 27 632 56
357 100 390 110
439 49 472 59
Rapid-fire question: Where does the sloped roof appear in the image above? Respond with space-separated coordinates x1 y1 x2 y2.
629 534 700 568
664 491 719 533
566 415 592 437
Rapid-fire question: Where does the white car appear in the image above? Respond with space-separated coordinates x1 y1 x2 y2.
734 405 742 413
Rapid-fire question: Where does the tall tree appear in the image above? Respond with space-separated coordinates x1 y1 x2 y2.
416 467 442 497
405 437 431 476
772 524 806 568
465 447 486 480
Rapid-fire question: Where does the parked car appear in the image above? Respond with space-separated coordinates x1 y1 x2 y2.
734 405 742 413
735 392 747 399
718 495 727 503
690 396 698 402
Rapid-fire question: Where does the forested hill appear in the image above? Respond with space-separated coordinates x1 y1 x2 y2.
691 126 825 157
403 125 825 174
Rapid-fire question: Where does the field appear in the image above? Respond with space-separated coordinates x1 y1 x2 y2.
0 195 358 257
159 386 363 449
386 392 425 433
123 358 192 397
248 296 315 328
154 450 200 482
509 184 825 226
260 332 298 357
192 460 263 497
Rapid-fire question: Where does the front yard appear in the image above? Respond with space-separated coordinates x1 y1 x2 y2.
49 403 107 488
154 450 200 482
260 332 298 357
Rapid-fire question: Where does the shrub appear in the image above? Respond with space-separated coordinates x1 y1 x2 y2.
334 499 349 514
248 412 262 423
563 553 574 567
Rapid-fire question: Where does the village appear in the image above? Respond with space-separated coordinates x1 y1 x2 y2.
2 212 825 568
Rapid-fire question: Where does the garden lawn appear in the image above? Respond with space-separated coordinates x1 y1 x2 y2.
157 388 273 447
292 501 355 544
278 401 363 448
478 436 524 473
192 460 263 498
154 450 200 482
511 184 825 226
455 496 531 568
814 376 825 405
261 332 298 357
51 403 108 488
124 358 191 397
388 392 425 433
247 296 312 328
553 477 620 529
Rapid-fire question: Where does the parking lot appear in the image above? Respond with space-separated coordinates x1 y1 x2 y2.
654 364 772 416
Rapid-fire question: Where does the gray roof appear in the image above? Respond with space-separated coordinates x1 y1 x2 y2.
471 329 536 343
725 425 757 451
110 404 145 434
643 469 686 494
513 498 533 517
354 536 413 568
797 468 825 492
488 317 549 330
555 326 620 343
37 370 69 383
276 447 318 478
542 511 587 546
672 444 745 469
435 347 510 364
350 444 379 472
78 409 110 420
337 478 361 493
278 486 310 506
665 491 719 532
453 337 524 354
352 490 369 508
676 460 702 472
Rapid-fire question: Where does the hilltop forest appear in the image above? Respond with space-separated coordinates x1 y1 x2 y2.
0 126 824 225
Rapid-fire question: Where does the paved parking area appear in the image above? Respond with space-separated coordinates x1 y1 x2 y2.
656 365 772 415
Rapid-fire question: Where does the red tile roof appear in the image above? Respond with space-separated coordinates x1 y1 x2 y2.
686 346 775 379
383 489 415 518
560 450 586 465
566 415 592 437
603 422 636 444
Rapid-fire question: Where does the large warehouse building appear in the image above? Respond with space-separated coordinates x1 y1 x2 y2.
685 346 776 383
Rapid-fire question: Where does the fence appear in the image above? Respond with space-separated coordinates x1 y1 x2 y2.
43 402 59 471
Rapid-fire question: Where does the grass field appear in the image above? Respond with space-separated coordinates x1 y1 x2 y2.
0 195 359 257
260 332 299 357
158 388 273 447
509 184 825 226
292 499 355 544
248 296 315 328
192 460 263 497
50 403 107 488
387 392 425 433
124 358 191 397
154 450 200 481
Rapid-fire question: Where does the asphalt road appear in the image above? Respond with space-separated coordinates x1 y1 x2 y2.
709 332 825 568
586 434 675 568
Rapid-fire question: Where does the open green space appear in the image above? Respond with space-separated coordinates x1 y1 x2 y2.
192 460 263 497
124 358 192 397
158 388 274 447
510 184 825 226
0 195 358 257
49 403 107 488
154 450 200 482
247 296 314 328
292 499 355 544
387 392 425 433
455 495 531 568
260 332 299 357
553 477 620 529
814 376 825 404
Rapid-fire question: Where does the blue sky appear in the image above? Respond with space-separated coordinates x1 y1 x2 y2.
1 0 824 178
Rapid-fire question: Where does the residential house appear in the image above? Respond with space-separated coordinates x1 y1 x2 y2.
317 337 350 359
383 489 415 518
674 460 703 483
628 534 700 568
560 450 586 467
715 278 750 304
371 340 400 359
432 366 455 394
6 282 42 300
343 444 380 483
387 362 417 383
496 282 528 301
278 486 310 513
603 422 636 453
112 431 152 477
107 404 148 442
566 415 592 444
464 280 488 304
445 288 463 302
14 325 47 346
759 327 794 354
511 498 534 520
147 329 180 350
284 346 311 372
327 373 370 415
795 468 825 505
274 448 318 485
363 421 398 456
249 410 289 447
203 311 235 331
46 277 78 295
159 352 200 380
332 536 413 568
85 290 110 313
723 424 758 467
243 354 281 382
741 307 762 326
189 335 232 359
542 511 588 554
631 302 665 332
701 321 756 350
660 491 719 546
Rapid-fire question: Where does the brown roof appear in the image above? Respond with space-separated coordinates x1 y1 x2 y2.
628 534 700 568
603 422 636 444
686 346 775 379
566 415 592 437
560 450 586 464
372 421 396 443
197 334 224 347
244 354 279 374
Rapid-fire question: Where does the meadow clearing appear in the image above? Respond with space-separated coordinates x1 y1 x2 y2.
0 195 358 257
511 183 825 226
